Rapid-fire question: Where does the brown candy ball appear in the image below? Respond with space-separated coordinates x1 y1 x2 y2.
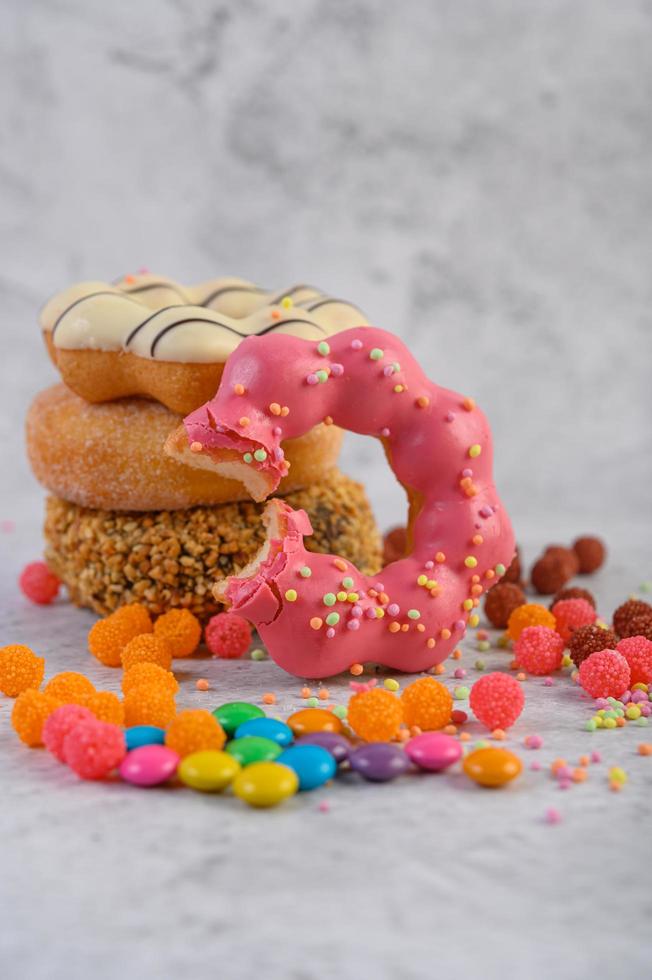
572 536 606 574
619 612 652 641
544 546 580 577
484 582 527 629
382 526 407 566
550 586 596 610
502 547 522 584
613 599 652 638
568 624 617 668
530 556 572 595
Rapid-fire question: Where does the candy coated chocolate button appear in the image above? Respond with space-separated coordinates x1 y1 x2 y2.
235 717 294 747
212 701 265 736
232 761 299 808
405 732 462 772
119 744 179 787
349 743 410 782
286 708 344 737
277 745 336 790
295 731 351 763
462 747 523 787
226 735 282 767
125 725 166 751
178 750 240 792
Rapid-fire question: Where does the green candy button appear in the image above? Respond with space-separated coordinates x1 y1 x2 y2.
226 736 281 767
213 701 265 736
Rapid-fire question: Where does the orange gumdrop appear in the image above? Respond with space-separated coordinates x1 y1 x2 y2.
401 677 453 730
164 710 226 758
121 662 179 696
153 609 202 658
0 645 45 697
123 688 176 728
347 688 403 742
121 634 172 672
44 672 95 704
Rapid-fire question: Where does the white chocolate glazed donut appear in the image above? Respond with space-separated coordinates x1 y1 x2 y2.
39 273 368 414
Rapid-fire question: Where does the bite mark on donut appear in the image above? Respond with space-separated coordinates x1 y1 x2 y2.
214 499 312 627
164 423 277 502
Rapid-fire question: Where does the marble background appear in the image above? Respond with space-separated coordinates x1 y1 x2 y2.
1 0 651 537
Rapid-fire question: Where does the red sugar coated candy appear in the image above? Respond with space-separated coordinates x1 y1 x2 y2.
63 719 126 780
43 704 94 762
19 561 60 605
469 672 525 731
514 626 564 676
616 636 652 686
550 598 596 643
205 613 252 659
578 650 631 699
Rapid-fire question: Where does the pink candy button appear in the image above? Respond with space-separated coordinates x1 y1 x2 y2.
119 745 180 787
405 732 462 772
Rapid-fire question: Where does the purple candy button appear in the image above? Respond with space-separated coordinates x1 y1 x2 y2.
295 732 351 764
349 743 410 782
119 744 180 787
405 732 462 772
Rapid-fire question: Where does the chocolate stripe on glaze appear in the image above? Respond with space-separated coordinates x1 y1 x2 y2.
149 316 328 357
50 291 121 340
124 305 199 348
266 284 317 306
121 281 189 302
303 297 366 316
199 284 267 307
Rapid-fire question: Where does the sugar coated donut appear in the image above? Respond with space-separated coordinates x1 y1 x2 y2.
40 274 367 414
169 327 515 677
26 384 343 511
43 473 381 620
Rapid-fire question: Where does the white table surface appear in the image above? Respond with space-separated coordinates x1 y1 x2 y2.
0 504 650 980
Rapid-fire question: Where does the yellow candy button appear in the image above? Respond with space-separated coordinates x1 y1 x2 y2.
462 747 522 788
232 761 299 808
178 750 240 793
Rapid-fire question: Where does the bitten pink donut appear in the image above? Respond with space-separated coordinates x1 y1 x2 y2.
167 327 515 677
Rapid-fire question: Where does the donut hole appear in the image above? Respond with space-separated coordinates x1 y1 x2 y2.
339 430 412 536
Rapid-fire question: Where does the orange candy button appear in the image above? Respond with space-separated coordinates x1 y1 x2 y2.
462 747 523 788
286 707 344 737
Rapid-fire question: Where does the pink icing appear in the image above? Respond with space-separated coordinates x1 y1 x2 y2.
183 327 514 678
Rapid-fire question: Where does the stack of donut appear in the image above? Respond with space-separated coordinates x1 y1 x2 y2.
27 273 382 619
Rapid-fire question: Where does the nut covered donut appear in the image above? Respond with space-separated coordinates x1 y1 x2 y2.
167 327 515 677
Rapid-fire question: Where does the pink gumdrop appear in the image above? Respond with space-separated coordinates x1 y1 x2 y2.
19 561 61 605
43 704 94 762
405 732 462 772
469 672 525 731
514 626 564 676
616 636 652 686
578 650 630 699
550 598 596 643
63 720 126 780
119 744 180 787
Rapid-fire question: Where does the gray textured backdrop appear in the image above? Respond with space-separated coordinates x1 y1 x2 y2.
1 0 651 540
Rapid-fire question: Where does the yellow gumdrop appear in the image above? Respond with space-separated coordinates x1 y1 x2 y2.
232 761 298 808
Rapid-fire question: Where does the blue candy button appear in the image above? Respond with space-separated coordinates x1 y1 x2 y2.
125 725 166 751
235 717 294 747
277 744 336 791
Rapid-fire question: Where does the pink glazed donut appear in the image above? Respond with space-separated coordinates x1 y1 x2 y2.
167 327 515 678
